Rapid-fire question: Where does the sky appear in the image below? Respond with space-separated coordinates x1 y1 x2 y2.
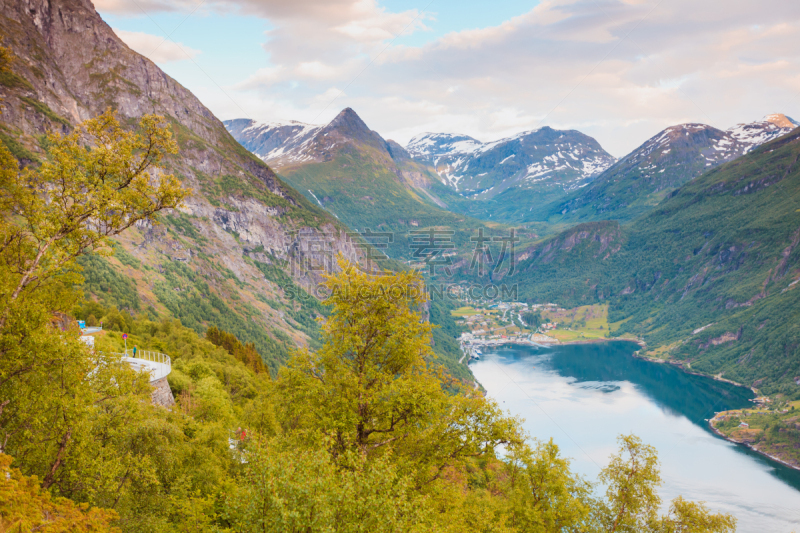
96 0 800 157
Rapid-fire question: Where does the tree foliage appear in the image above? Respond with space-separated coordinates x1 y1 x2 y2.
275 259 522 483
206 325 268 375
522 311 543 328
0 454 119 532
0 111 740 532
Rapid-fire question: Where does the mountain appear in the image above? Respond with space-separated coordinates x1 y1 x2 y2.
225 111 508 260
406 128 616 203
224 118 323 168
225 109 396 169
507 128 800 396
542 115 799 222
0 0 378 374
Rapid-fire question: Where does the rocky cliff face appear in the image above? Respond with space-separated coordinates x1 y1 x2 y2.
0 0 366 370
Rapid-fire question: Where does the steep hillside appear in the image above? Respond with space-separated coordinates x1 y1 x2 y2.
0 0 370 373
508 130 800 397
226 110 509 259
541 115 798 223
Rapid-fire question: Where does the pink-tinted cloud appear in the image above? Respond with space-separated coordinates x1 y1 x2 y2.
98 0 800 156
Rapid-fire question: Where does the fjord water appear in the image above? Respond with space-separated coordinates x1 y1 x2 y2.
471 342 800 532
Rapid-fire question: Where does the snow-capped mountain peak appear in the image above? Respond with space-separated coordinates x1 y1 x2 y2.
405 128 615 198
224 108 389 169
225 118 324 167
725 114 798 153
764 113 799 129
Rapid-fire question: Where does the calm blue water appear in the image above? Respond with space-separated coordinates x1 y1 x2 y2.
471 342 800 533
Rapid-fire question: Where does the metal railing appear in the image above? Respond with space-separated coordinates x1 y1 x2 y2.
123 350 171 368
104 350 172 381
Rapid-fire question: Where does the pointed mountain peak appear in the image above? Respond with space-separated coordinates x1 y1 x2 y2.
764 114 799 129
322 107 387 150
327 107 370 133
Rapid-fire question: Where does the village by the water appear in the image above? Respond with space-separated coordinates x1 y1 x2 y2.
451 291 622 364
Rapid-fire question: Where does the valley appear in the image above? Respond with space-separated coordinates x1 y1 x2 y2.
225 103 800 402
1 0 799 530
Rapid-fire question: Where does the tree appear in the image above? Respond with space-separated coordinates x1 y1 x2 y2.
502 439 594 531
226 436 429 533
595 435 736 533
653 497 736 533
0 108 184 322
0 453 119 532
275 258 522 483
206 326 268 375
596 435 662 532
522 311 543 329
0 109 187 498
0 41 11 75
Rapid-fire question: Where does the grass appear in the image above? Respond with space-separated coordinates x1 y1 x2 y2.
451 306 479 317
0 69 34 90
0 128 38 163
541 304 609 340
19 96 69 126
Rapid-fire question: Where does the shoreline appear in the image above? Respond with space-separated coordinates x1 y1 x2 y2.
464 335 644 350
467 337 800 475
467 337 756 395
630 350 760 396
708 422 800 473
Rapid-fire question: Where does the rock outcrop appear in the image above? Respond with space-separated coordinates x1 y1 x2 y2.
0 0 367 368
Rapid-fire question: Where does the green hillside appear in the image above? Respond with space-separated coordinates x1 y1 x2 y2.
507 130 800 397
253 111 511 260
0 0 474 380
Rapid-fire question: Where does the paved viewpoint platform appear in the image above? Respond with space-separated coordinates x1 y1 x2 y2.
121 351 174 407
121 351 172 382
80 327 176 407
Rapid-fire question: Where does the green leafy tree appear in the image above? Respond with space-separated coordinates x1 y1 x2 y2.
0 110 187 508
0 453 119 532
595 435 736 533
206 325 268 375
653 497 736 533
226 435 429 533
502 439 594 531
275 258 522 483
0 108 184 318
596 435 662 532
522 311 543 329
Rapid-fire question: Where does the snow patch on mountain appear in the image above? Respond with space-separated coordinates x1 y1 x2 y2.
406 128 616 198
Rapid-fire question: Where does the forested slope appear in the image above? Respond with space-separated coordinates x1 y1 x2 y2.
0 0 387 372
511 129 800 396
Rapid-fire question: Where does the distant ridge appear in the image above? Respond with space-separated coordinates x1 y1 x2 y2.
225 108 500 263
405 127 616 199
540 114 800 222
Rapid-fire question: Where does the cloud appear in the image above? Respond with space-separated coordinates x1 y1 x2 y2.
347 0 800 154
95 0 198 15
113 29 201 63
101 0 800 156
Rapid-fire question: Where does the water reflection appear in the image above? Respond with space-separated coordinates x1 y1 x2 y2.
472 342 800 533
544 342 753 424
